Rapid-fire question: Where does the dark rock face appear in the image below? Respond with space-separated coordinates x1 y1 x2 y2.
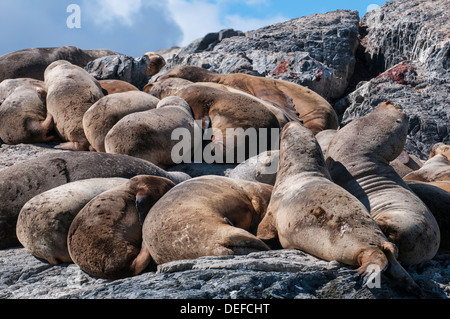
338 0 450 160
159 10 360 101
360 0 449 82
84 54 152 89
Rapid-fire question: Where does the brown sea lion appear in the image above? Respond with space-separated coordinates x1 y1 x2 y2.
315 129 337 157
0 152 191 249
155 65 338 134
83 91 160 152
44 60 105 151
390 150 423 178
16 178 128 265
0 46 116 82
403 154 450 182
161 83 281 163
144 52 166 77
0 78 46 101
104 96 199 168
99 79 139 95
142 175 272 265
0 83 57 145
406 180 450 250
67 175 175 279
145 78 290 128
430 142 450 160
326 101 440 265
256 121 423 296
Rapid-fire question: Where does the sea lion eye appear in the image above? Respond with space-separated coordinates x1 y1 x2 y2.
396 119 402 123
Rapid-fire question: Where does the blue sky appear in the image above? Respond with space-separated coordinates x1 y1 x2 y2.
0 0 387 58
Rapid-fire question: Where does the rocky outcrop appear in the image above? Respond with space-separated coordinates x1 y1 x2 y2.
1 248 449 299
0 0 449 300
337 0 449 160
359 0 449 82
85 54 154 89
157 10 360 101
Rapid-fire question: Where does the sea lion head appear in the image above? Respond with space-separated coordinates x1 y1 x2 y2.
129 175 175 224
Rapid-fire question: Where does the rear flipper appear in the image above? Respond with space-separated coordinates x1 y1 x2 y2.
381 242 426 298
355 246 389 287
218 226 271 256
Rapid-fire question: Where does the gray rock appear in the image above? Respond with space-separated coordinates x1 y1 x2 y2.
158 10 360 101
85 54 153 89
1 248 448 299
339 61 449 160
360 0 449 82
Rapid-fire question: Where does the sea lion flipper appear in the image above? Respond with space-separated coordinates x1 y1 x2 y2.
256 210 280 249
382 242 426 298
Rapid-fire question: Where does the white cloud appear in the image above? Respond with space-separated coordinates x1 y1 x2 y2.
167 0 288 46
83 0 147 27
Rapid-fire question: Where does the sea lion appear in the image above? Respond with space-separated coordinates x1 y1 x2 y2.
144 52 166 77
160 83 281 163
16 178 128 265
99 79 139 95
0 84 57 145
0 78 46 101
390 151 423 178
227 150 279 186
44 60 105 151
430 142 450 160
83 91 160 152
325 101 440 265
256 121 423 296
145 78 290 128
104 96 199 168
0 46 116 83
155 65 338 134
315 129 337 157
142 175 273 265
0 151 190 249
67 175 175 279
406 180 450 250
403 154 450 182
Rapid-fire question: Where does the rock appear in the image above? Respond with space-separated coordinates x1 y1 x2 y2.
337 0 450 160
1 248 448 299
85 54 153 89
360 0 449 82
158 10 360 101
339 65 449 161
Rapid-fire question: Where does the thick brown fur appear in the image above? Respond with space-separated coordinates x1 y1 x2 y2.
44 60 105 151
403 154 450 182
67 175 175 279
142 175 273 265
155 65 338 134
326 102 440 265
0 152 190 249
99 79 139 95
0 81 58 144
104 96 198 168
257 121 423 296
16 178 128 265
83 91 160 152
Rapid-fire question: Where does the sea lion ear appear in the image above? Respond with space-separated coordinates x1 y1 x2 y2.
36 87 47 101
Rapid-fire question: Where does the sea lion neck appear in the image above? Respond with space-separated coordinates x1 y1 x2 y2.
277 122 331 180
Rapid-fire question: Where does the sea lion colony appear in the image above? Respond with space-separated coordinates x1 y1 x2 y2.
0 47 449 297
